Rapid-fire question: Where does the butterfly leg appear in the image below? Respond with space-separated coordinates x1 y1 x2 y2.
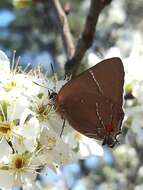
96 102 116 147
60 119 66 137
109 140 117 148
102 137 107 146
114 130 122 144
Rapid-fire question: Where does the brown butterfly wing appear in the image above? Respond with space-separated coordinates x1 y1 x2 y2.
58 57 124 108
56 92 124 140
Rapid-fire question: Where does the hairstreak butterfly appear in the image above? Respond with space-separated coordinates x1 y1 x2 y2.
49 57 124 148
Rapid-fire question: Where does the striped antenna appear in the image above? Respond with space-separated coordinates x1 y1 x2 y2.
50 63 58 91
33 81 54 92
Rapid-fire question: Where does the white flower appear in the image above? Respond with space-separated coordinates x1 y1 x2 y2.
108 1 126 25
0 50 10 74
0 138 12 163
18 109 40 138
0 171 14 190
88 46 122 67
123 32 143 83
1 74 40 100
13 109 41 153
29 79 66 123
0 100 17 142
0 152 38 189
77 135 104 157
22 180 42 190
7 96 30 121
133 82 143 104
64 131 104 158
88 52 101 67
38 128 77 170
30 89 51 122
0 99 30 144
46 113 73 135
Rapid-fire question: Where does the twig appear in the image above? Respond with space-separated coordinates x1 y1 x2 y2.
51 0 75 59
65 0 112 77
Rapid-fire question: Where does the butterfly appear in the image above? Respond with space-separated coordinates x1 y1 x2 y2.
49 57 124 148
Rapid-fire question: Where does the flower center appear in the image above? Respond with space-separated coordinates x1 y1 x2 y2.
47 137 56 147
0 122 12 136
36 104 51 121
4 80 17 91
12 155 27 171
15 157 25 169
74 132 82 141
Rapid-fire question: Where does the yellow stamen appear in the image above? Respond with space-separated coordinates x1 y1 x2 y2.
11 154 28 172
74 132 82 141
4 80 17 91
47 137 56 147
36 104 51 121
0 122 12 137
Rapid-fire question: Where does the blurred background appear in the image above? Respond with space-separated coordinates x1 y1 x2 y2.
1 0 143 189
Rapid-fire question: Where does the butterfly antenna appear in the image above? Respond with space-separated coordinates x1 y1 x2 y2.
60 119 66 137
50 63 58 91
33 81 54 92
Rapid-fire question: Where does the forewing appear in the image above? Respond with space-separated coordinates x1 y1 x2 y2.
58 57 124 108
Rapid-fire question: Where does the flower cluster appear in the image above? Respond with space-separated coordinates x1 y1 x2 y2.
85 45 143 190
0 50 103 189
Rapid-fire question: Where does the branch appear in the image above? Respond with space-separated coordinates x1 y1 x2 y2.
51 0 75 59
65 0 112 77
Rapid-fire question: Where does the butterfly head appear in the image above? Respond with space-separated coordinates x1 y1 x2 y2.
48 91 58 108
